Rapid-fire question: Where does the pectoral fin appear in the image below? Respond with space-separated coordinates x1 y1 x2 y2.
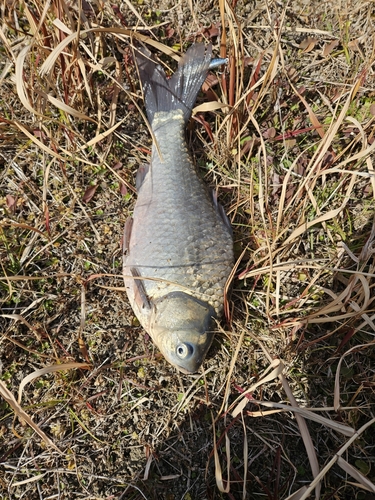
211 189 232 234
123 217 133 254
136 163 150 191
130 267 151 311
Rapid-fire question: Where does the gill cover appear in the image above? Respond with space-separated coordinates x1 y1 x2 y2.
150 291 216 373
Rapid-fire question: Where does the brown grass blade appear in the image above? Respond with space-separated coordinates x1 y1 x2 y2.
45 94 97 122
334 342 374 411
39 27 178 77
11 474 47 487
15 45 40 117
284 172 355 245
296 418 375 500
238 400 355 437
337 457 375 492
18 362 91 404
212 412 230 493
231 359 284 417
13 120 63 160
241 413 248 500
290 82 325 139
0 380 61 453
280 373 321 499
193 101 229 114
285 487 309 500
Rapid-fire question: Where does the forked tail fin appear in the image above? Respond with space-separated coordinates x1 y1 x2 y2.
136 44 213 125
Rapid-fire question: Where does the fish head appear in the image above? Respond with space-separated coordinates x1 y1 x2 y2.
149 291 217 374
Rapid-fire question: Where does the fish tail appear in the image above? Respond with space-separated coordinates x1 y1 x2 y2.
136 44 212 125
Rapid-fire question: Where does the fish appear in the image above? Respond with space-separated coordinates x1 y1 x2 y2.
123 44 234 373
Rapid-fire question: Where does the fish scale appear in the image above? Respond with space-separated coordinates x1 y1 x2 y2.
123 44 233 373
128 113 230 305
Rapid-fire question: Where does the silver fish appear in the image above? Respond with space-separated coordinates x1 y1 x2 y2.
123 44 233 373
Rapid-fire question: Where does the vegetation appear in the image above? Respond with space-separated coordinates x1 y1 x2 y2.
1 0 375 498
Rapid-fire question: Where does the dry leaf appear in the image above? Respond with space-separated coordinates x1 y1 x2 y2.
285 138 297 148
322 39 339 57
299 37 318 53
120 182 128 195
348 39 360 50
6 194 16 212
263 127 276 139
82 184 98 203
165 26 175 39
204 22 220 38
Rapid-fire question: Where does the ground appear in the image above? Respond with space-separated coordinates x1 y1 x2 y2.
1 1 375 499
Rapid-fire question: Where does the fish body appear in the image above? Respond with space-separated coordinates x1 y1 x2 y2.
123 44 233 373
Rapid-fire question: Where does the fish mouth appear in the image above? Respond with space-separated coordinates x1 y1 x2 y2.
175 364 197 375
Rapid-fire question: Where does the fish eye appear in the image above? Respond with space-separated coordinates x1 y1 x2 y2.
176 343 194 359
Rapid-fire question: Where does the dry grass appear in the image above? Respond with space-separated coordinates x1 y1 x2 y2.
1 0 375 499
